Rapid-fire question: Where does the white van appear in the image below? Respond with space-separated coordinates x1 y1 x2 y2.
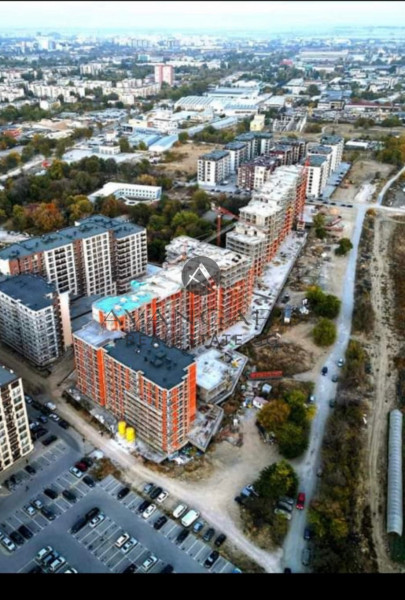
172 504 188 519
181 509 200 528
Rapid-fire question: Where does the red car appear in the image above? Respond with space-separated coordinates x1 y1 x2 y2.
296 493 305 510
75 461 88 472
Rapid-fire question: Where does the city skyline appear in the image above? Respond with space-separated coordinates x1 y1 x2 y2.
0 1 404 33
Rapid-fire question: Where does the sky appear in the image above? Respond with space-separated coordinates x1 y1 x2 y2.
0 1 404 33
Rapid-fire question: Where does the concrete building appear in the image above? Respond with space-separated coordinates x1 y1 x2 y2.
250 114 266 131
320 134 344 173
154 64 174 86
304 155 329 198
224 141 248 173
0 216 147 297
0 275 72 367
88 182 162 205
307 144 333 176
197 150 231 185
0 366 33 473
237 156 279 191
92 238 254 350
73 321 196 456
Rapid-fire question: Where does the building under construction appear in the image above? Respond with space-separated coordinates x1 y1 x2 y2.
226 165 307 277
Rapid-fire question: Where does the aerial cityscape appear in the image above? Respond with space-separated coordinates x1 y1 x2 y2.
0 0 405 575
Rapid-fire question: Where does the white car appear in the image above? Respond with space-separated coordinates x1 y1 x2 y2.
142 503 157 519
121 537 138 554
115 533 130 548
172 503 188 519
1 537 16 552
64 568 78 573
29 421 39 430
24 504 37 517
36 546 53 562
69 466 83 478
32 499 43 510
141 554 158 572
48 556 66 573
337 358 345 367
156 490 169 504
89 512 105 528
49 413 60 422
45 402 56 411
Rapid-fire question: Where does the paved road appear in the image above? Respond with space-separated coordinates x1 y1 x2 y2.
282 167 405 572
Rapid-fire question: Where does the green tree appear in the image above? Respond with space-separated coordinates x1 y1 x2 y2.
307 84 320 96
278 422 308 458
12 204 28 230
67 195 94 222
178 131 189 143
313 318 337 347
335 237 353 256
254 460 298 500
257 400 291 435
190 190 210 215
119 137 132 153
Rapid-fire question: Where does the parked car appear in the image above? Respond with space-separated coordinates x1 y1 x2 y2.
143 482 154 494
49 556 66 573
176 528 189 544
85 507 100 521
156 490 169 504
80 456 94 468
41 506 55 521
203 528 215 542
193 520 205 533
141 554 158 572
89 512 105 528
142 503 156 519
150 486 163 500
10 530 25 546
160 564 174 574
321 366 328 375
36 546 53 562
172 503 188 519
296 492 306 510
204 550 219 568
304 527 313 541
1 536 16 552
28 565 43 573
329 398 336 408
274 508 292 520
32 499 43 510
121 537 138 554
338 358 345 367
71 516 87 534
69 466 83 478
332 374 339 383
83 475 95 488
42 434 57 446
115 533 130 549
117 486 130 500
39 416 48 424
24 464 36 475
44 487 58 500
138 500 150 513
302 548 312 567
58 420 70 430
25 394 33 404
154 515 168 530
74 461 88 472
24 504 36 517
49 413 60 423
215 533 226 547
62 489 77 503
122 563 137 574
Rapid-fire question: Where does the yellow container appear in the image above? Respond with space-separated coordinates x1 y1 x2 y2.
126 427 135 442
118 421 126 437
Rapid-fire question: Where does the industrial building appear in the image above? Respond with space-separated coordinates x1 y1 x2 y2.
73 321 196 456
0 366 33 473
0 216 148 297
0 274 72 367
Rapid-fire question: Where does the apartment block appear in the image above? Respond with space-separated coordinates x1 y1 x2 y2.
73 321 196 456
235 132 274 158
197 150 231 185
0 366 33 473
305 155 329 198
224 141 248 173
154 64 174 86
0 216 147 297
0 274 72 367
320 134 344 172
278 137 307 163
92 237 254 350
237 156 279 191
307 144 333 176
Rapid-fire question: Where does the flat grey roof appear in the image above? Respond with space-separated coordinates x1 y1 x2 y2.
0 364 17 387
0 216 145 261
200 150 229 161
106 334 195 389
0 274 56 310
321 134 343 145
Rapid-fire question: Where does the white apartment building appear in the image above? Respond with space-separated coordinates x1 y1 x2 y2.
305 155 329 198
0 216 148 298
197 150 231 185
0 274 72 367
320 134 344 173
80 63 104 76
307 144 333 176
224 141 248 173
0 366 33 473
88 182 162 205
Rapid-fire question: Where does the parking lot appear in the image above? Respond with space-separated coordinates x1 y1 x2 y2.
0 465 236 573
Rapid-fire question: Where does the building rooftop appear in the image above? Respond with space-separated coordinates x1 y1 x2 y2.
200 150 230 161
0 364 17 387
0 216 145 260
321 134 343 145
305 155 328 167
308 144 333 155
106 334 195 390
88 182 162 200
73 319 125 348
224 141 247 151
0 274 57 311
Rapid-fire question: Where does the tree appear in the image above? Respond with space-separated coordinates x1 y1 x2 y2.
307 84 320 96
313 318 337 347
278 422 308 459
136 173 157 187
306 286 341 319
313 212 327 239
254 460 298 500
178 131 189 143
119 137 132 153
67 195 93 222
12 204 28 230
32 202 64 233
100 195 123 218
190 190 210 215
138 141 148 151
257 400 291 435
335 237 353 256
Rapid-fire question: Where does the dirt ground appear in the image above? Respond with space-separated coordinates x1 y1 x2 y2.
158 140 223 178
322 122 405 140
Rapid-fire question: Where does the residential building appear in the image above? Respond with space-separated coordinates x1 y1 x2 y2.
0 275 72 367
154 64 174 86
307 144 333 176
237 156 279 191
250 114 266 131
0 366 33 473
73 321 196 456
224 141 248 173
0 216 148 297
197 150 231 185
304 155 329 198
320 134 344 172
